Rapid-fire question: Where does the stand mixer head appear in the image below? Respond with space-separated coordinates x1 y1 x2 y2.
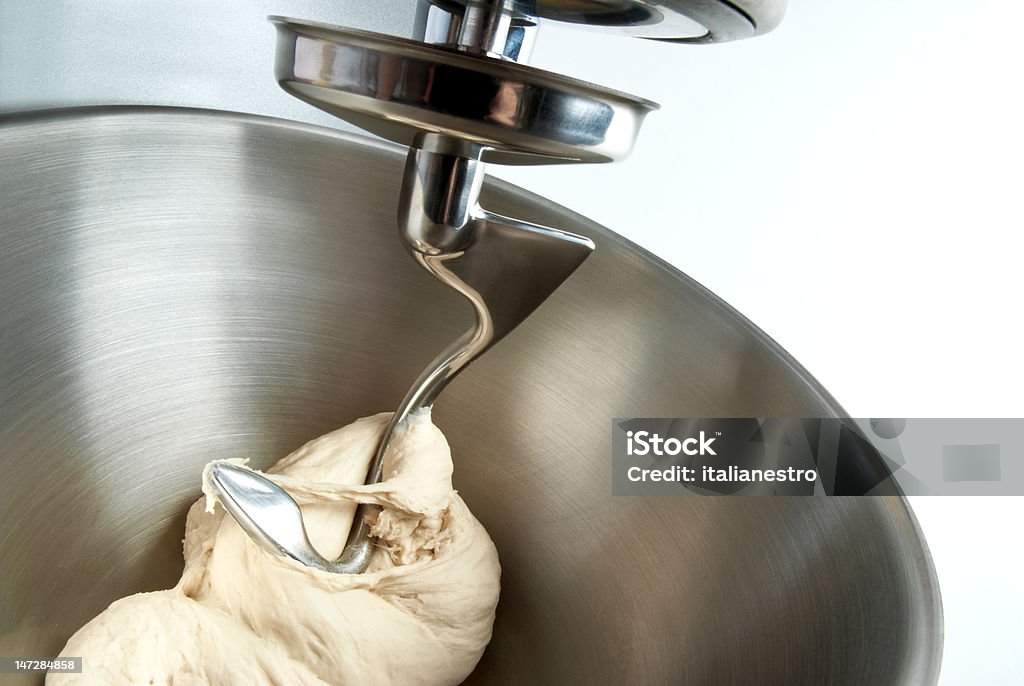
210 0 786 573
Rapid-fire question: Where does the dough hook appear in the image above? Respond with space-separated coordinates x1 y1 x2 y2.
210 0 784 573
208 134 595 573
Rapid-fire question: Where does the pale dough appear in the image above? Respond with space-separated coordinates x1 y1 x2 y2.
48 411 501 685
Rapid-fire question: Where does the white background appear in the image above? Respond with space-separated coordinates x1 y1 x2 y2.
492 1 1024 683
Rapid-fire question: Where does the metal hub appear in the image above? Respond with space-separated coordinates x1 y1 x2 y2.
416 0 787 43
271 18 658 165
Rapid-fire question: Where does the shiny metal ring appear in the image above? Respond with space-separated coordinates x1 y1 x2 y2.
272 17 659 165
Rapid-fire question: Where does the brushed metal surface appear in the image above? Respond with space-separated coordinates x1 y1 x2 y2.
0 108 940 685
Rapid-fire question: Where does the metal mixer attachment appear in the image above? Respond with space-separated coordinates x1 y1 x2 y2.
209 0 786 573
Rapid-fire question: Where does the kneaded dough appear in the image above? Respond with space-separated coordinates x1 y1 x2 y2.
48 411 501 685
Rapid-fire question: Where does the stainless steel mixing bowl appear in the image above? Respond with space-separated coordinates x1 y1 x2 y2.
0 108 942 685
